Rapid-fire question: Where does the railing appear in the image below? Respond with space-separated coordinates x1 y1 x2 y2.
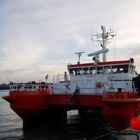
9 82 48 91
53 74 70 83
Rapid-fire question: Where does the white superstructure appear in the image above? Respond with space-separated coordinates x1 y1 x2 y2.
52 26 137 95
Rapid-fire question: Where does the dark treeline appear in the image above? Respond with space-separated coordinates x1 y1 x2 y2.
0 83 9 90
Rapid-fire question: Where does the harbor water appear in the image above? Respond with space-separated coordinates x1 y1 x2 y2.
0 90 139 140
0 90 22 139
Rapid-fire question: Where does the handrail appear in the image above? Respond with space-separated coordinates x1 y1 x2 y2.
9 83 48 91
53 74 70 83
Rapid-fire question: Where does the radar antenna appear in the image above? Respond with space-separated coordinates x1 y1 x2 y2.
75 51 85 64
88 25 115 62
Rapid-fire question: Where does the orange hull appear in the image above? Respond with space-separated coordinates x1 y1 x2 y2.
102 91 140 129
102 103 137 129
3 90 140 130
3 91 102 119
3 91 49 119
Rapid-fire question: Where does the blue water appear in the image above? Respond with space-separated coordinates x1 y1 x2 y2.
0 90 140 140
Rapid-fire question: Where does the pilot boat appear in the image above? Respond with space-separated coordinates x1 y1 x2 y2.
3 26 140 130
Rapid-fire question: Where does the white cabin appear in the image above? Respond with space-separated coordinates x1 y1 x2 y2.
52 58 136 94
52 26 137 95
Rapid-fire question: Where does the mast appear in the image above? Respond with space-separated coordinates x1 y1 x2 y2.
101 25 107 62
88 25 115 62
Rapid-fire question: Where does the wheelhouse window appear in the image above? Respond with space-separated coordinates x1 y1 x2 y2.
90 67 96 74
69 68 83 75
69 64 130 75
83 67 90 74
69 69 76 75
97 67 103 74
77 68 83 75
112 64 129 73
104 66 111 74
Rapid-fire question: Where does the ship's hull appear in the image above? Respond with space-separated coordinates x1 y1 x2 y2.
3 90 68 128
102 103 138 129
3 90 140 130
3 91 103 120
3 90 49 119
102 92 140 129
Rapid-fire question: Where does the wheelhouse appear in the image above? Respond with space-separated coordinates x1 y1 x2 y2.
68 59 135 76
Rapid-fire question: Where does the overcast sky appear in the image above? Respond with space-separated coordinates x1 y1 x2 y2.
0 0 140 83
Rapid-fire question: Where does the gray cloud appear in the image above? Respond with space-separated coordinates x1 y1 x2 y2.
0 0 140 83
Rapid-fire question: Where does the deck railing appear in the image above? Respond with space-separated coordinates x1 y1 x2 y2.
9 82 48 91
53 74 70 83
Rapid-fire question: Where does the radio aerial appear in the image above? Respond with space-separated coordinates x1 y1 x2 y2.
88 25 115 62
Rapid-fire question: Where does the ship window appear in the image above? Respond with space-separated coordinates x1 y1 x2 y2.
112 65 119 73
97 67 103 74
83 67 90 74
69 68 83 75
112 65 129 73
77 68 83 75
122 65 129 73
69 69 74 75
104 66 111 74
69 69 77 75
73 69 76 75
90 67 96 74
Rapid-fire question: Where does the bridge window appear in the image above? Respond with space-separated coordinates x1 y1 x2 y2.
112 65 129 73
97 67 103 74
83 67 90 74
77 68 83 75
69 68 83 75
69 69 76 75
104 66 111 74
90 67 96 74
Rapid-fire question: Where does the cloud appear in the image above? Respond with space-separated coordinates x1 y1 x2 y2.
0 64 67 83
0 32 45 70
0 0 140 83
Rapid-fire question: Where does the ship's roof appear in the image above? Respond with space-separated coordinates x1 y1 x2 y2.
68 60 130 69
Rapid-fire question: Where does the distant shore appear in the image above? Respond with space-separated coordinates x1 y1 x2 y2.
0 84 9 90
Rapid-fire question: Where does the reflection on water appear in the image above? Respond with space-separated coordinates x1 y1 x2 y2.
0 90 139 140
23 112 109 140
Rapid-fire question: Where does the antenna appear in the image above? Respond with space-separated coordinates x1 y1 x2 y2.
88 48 109 57
75 51 85 64
89 25 115 62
